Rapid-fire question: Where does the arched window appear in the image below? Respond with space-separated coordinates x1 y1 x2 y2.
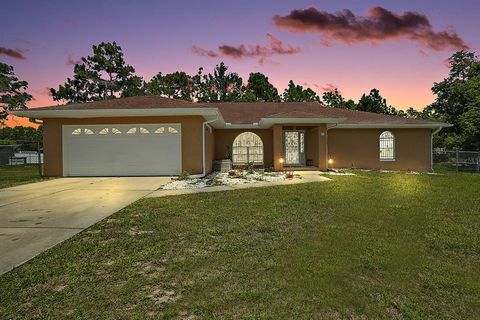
232 132 264 165
379 131 395 161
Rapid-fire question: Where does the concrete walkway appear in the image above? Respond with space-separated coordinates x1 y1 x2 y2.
0 177 170 275
146 171 331 198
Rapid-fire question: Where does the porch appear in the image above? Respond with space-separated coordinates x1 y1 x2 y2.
213 124 329 172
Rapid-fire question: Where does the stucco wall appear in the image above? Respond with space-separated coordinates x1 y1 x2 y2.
214 129 274 167
305 127 319 167
327 128 432 171
42 116 204 176
205 127 215 174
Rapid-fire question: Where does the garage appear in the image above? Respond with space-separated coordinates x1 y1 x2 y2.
62 124 181 176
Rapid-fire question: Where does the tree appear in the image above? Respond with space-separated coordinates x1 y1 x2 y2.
357 89 398 115
51 42 143 103
0 125 42 149
245 72 280 102
428 50 480 149
145 71 193 101
0 62 32 121
282 80 320 102
194 62 244 102
322 88 356 109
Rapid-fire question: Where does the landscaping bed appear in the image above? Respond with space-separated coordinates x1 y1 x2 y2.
162 170 300 190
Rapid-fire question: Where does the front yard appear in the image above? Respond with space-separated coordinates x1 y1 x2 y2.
1 169 479 319
0 164 48 189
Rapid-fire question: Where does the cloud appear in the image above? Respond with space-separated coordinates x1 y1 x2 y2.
66 55 82 66
273 7 468 51
192 33 300 62
321 83 337 92
191 45 219 58
0 47 26 59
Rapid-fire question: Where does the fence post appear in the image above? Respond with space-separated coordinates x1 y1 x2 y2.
455 148 459 172
37 140 42 177
477 152 480 172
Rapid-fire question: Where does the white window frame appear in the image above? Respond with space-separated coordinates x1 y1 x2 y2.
379 131 396 161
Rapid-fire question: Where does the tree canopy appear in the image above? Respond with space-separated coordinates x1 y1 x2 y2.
0 62 32 121
51 42 143 103
145 71 193 101
282 80 320 102
427 51 480 149
322 88 356 109
244 72 280 102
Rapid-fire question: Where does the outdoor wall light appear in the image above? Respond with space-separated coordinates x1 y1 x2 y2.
328 158 334 165
279 157 285 164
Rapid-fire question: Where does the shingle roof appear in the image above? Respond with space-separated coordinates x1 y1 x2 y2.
33 96 200 110
211 102 439 125
29 95 444 126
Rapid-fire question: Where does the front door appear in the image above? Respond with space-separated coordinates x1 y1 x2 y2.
283 130 305 165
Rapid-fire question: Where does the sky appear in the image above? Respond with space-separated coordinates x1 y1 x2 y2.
1 0 479 127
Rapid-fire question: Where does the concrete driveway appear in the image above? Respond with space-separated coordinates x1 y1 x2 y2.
0 177 170 275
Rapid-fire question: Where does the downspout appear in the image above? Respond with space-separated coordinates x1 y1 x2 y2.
431 126 443 171
190 115 218 178
325 124 338 169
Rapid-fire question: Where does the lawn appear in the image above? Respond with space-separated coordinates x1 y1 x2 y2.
0 164 49 189
1 170 479 319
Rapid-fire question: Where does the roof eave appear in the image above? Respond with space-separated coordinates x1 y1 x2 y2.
11 107 220 119
334 123 452 129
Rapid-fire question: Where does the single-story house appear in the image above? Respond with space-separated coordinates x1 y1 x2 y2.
12 96 451 177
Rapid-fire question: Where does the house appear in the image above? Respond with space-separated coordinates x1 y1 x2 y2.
12 96 450 177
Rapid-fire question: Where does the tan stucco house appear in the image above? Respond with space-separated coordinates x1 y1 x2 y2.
13 96 450 177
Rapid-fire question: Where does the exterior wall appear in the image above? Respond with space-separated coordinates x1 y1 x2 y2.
42 116 205 176
327 128 432 171
205 127 215 174
273 125 283 171
214 129 274 168
305 127 319 167
316 124 328 170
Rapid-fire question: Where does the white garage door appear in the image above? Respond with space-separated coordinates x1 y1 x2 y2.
62 124 181 176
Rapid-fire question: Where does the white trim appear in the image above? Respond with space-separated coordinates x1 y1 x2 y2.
190 115 219 178
12 107 220 119
334 123 451 129
260 117 344 126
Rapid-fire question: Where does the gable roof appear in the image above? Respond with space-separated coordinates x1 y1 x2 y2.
12 95 449 129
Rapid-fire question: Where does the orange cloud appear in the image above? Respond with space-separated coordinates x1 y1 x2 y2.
192 33 300 62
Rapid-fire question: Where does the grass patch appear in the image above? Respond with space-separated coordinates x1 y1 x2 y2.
0 165 50 189
0 170 479 319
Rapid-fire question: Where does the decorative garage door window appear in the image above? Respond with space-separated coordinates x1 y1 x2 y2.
232 132 264 165
68 125 181 136
379 131 395 161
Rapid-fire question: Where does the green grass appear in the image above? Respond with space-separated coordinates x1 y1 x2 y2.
1 170 479 319
0 164 50 189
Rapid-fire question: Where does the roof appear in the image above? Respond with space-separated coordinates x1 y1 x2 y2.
32 96 201 110
12 95 449 128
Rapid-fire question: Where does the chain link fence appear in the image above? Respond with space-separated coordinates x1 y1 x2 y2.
433 148 480 172
0 140 43 176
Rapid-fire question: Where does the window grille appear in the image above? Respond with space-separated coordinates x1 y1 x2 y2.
232 132 264 165
379 131 395 161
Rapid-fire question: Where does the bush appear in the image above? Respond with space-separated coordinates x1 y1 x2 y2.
177 170 191 180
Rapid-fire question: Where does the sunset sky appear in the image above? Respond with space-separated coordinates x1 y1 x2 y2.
1 0 479 126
